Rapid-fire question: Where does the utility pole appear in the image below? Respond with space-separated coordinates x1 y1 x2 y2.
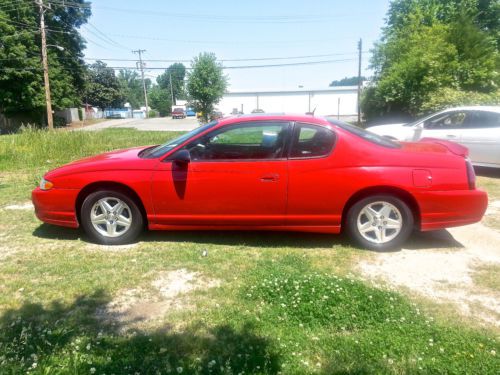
132 49 149 118
357 38 363 126
169 72 174 105
37 0 53 130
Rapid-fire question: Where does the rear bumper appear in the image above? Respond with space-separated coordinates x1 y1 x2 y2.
415 189 488 231
31 187 79 228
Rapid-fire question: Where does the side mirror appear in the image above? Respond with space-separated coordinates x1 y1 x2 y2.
172 149 191 164
412 122 424 141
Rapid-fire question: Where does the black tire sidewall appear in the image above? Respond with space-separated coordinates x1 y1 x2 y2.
80 190 143 245
346 195 414 251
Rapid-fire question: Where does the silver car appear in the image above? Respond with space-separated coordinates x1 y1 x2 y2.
368 106 500 168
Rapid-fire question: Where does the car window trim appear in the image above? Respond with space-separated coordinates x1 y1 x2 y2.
287 122 337 160
166 120 292 163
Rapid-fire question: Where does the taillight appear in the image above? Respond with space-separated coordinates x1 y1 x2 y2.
465 158 476 190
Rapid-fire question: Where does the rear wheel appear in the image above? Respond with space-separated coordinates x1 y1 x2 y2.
81 190 143 245
346 195 413 251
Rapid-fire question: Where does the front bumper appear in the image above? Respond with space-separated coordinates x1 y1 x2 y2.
415 189 488 231
31 187 80 228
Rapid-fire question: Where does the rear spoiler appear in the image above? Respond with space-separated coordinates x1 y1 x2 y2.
419 137 469 157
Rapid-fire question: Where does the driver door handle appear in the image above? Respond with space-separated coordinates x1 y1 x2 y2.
260 174 279 182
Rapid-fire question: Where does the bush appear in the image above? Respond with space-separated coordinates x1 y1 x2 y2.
420 88 500 115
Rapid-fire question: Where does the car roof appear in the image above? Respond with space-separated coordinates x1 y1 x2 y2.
217 114 331 126
440 106 500 113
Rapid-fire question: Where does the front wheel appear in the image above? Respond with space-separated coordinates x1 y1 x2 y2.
81 190 143 245
346 195 414 251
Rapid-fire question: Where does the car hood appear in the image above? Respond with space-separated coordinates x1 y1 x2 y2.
45 146 156 179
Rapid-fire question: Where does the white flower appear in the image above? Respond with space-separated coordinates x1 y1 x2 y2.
90 368 96 374
176 367 183 373
491 350 496 356
87 343 91 350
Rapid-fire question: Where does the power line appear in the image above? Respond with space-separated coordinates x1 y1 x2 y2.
47 0 365 23
0 57 358 72
103 32 361 45
85 21 129 50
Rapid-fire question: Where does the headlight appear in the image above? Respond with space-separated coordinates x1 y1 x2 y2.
40 177 54 190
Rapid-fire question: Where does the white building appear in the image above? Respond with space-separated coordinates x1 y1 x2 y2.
217 86 358 120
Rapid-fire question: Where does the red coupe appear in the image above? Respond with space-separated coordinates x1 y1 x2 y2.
32 115 488 251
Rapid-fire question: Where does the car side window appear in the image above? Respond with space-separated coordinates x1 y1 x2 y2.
290 123 335 158
184 122 289 161
424 112 469 129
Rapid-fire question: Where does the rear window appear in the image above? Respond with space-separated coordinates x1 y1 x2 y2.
327 118 401 149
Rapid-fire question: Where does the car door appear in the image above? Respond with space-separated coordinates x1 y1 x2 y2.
286 122 339 226
460 111 500 166
151 121 290 226
420 110 470 141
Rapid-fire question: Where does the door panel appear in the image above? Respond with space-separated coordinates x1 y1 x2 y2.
151 121 290 226
151 160 288 225
459 111 500 166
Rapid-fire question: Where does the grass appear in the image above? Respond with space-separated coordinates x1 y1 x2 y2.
472 264 500 292
0 128 499 374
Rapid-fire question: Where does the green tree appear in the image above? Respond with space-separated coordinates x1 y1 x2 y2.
157 63 186 104
117 69 151 109
187 53 227 122
363 0 499 121
149 86 172 117
0 0 91 124
330 76 366 87
118 69 141 109
84 61 124 110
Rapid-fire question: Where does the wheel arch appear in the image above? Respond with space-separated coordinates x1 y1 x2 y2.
75 181 148 229
341 186 421 230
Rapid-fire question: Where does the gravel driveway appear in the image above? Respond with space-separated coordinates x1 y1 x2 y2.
359 206 500 327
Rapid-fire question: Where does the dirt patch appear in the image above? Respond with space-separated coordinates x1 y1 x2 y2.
3 202 34 210
96 269 221 332
359 223 500 327
85 243 139 252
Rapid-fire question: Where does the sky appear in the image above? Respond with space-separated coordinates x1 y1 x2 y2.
80 0 391 91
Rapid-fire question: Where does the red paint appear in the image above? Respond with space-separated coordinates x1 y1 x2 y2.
32 115 488 235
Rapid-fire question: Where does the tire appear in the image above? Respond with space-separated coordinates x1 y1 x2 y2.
345 195 414 251
80 190 143 245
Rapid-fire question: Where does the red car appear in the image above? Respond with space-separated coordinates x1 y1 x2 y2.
172 108 186 119
32 115 487 251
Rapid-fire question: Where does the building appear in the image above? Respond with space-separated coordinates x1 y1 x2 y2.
217 86 358 120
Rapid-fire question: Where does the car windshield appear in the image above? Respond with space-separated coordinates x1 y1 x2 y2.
402 112 442 127
141 120 218 158
327 118 401 148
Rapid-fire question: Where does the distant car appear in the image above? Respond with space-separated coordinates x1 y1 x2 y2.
210 111 223 120
251 109 265 114
32 114 487 251
172 108 186 119
186 108 196 117
367 106 500 168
